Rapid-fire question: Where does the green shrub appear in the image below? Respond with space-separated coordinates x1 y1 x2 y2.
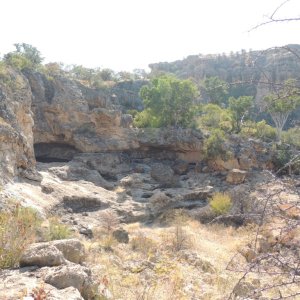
203 129 228 159
0 205 41 268
282 127 300 147
241 120 276 141
47 217 71 240
210 192 232 215
197 104 232 132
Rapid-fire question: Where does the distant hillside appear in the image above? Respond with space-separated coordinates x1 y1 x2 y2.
149 44 300 126
150 45 300 92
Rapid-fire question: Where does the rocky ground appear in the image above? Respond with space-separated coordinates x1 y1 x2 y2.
0 153 299 299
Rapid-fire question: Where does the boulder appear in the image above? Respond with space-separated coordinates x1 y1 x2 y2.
150 163 179 187
148 191 173 215
51 239 85 264
43 263 97 299
20 244 65 267
226 169 247 184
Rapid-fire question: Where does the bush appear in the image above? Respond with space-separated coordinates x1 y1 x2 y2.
203 129 228 159
197 104 232 132
47 217 71 240
282 127 300 147
98 210 120 233
0 205 41 268
241 120 276 141
210 193 232 215
131 232 157 256
162 209 193 252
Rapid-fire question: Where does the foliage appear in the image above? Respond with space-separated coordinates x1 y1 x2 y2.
228 95 253 132
197 103 232 132
203 129 228 159
4 43 43 70
47 217 71 240
263 78 300 141
0 61 10 82
241 120 277 141
0 205 41 268
271 144 292 172
136 74 199 128
202 76 229 105
282 127 300 147
210 193 232 215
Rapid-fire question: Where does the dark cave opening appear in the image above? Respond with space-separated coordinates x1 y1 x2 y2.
34 142 80 163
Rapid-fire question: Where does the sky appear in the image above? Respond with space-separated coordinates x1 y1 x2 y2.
1 0 300 72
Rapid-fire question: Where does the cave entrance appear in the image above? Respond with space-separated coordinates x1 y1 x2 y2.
34 143 80 163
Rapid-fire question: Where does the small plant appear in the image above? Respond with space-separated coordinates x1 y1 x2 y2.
210 192 232 215
0 204 41 268
162 209 193 252
131 232 157 256
100 234 118 252
98 210 120 233
30 283 49 300
47 217 71 240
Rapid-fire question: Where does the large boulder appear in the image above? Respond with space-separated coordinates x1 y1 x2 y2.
43 264 97 300
51 239 85 264
150 163 179 187
0 269 84 300
20 244 65 267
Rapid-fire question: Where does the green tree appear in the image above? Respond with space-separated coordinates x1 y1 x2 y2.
198 103 232 132
136 74 199 127
228 95 253 133
264 79 300 141
202 76 229 105
4 43 43 70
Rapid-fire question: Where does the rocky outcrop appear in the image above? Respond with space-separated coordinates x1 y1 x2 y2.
226 169 247 184
0 67 35 182
16 239 98 299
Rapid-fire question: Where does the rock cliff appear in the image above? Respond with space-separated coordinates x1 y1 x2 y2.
0 67 35 183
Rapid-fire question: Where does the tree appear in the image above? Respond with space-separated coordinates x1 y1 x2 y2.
202 76 228 105
198 103 232 132
4 43 43 70
136 74 199 128
263 78 300 141
228 96 253 133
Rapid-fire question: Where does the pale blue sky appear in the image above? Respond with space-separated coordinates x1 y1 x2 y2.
1 0 300 71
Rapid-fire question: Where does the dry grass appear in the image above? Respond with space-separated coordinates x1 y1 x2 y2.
84 216 252 300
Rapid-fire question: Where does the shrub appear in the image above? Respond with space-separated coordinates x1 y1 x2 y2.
210 192 232 215
47 217 71 240
282 127 300 147
162 209 193 252
203 129 228 159
98 210 120 233
131 232 157 256
197 104 232 132
241 120 276 141
0 205 41 268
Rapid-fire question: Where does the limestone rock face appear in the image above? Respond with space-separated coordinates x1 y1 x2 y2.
25 70 139 153
0 67 35 182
